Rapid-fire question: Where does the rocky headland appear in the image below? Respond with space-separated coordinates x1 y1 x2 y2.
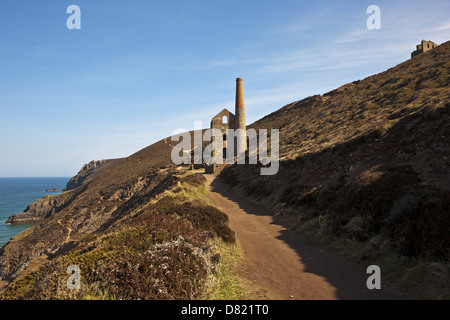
63 159 123 192
5 159 124 226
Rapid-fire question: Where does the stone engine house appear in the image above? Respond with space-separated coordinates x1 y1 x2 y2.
411 40 438 58
205 78 247 173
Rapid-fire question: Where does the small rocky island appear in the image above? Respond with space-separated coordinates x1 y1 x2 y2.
45 188 59 193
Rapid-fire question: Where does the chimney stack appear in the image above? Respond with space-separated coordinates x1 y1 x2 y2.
234 78 246 150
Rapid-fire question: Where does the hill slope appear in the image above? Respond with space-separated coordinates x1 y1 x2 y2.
220 41 450 299
0 41 448 299
0 132 233 298
250 40 449 189
63 159 124 192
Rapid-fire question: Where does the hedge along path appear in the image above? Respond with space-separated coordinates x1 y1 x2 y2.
204 173 402 300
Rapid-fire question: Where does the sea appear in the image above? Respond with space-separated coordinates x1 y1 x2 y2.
0 177 70 248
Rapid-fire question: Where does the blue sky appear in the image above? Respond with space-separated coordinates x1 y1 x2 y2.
0 0 449 177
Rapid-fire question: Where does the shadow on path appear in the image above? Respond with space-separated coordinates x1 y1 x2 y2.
208 174 406 300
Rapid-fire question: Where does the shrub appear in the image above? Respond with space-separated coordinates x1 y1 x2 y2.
98 240 209 300
149 200 235 244
389 193 450 259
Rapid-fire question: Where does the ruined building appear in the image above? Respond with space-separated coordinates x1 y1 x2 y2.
205 78 247 173
411 40 438 58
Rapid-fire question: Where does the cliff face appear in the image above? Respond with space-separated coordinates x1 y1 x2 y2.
6 192 72 225
0 170 235 299
63 159 123 191
5 159 123 225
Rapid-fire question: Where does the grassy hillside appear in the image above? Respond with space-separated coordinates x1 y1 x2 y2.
1 171 244 299
220 41 450 299
0 126 245 299
1 41 448 300
0 131 200 284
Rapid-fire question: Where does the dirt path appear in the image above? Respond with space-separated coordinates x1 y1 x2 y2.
57 219 72 244
205 173 403 300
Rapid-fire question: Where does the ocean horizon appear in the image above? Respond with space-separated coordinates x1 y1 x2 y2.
0 177 70 248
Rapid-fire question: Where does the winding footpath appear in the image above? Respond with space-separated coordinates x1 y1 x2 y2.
57 219 73 245
205 173 403 300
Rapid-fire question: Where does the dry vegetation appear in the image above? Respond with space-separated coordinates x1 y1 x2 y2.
1 41 449 301
1 172 243 300
220 41 450 299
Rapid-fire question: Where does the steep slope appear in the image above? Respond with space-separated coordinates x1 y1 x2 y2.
249 41 449 189
6 159 124 225
0 132 214 295
63 159 124 192
220 41 450 298
1 171 236 299
0 41 448 299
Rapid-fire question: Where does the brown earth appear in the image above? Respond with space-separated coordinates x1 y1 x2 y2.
205 173 404 300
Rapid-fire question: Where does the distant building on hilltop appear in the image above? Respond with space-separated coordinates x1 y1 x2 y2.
411 40 438 58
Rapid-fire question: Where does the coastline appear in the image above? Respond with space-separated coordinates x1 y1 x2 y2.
0 177 70 247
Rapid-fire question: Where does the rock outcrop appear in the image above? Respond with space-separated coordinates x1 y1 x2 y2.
63 159 123 191
4 159 122 225
6 192 74 225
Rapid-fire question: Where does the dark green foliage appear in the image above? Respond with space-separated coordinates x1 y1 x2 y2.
224 159 450 260
320 166 421 233
279 184 310 205
388 193 450 259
